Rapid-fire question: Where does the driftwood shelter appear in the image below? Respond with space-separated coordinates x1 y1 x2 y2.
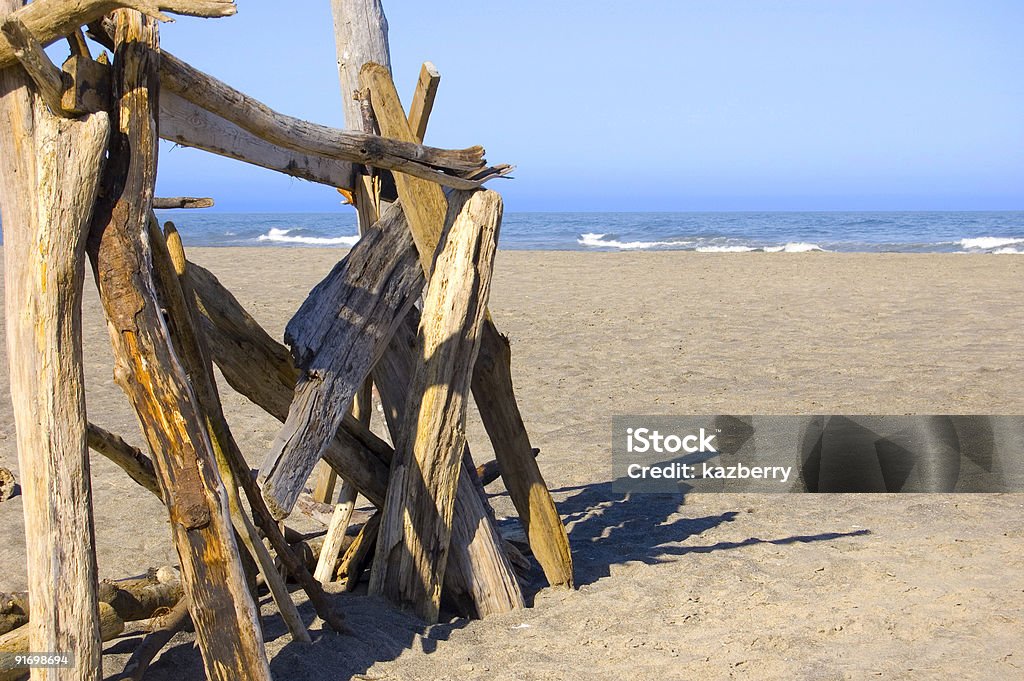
0 1 573 678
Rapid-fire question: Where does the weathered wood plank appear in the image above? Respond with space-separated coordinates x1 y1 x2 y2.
153 196 213 209
0 15 69 117
186 252 521 615
258 201 423 519
0 0 109 673
86 11 270 679
160 89 357 189
361 61 574 589
0 0 236 69
159 50 486 188
0 604 123 681
407 61 440 144
371 189 503 622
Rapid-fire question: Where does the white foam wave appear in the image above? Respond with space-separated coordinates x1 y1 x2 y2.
764 242 826 253
960 236 1024 250
696 245 757 253
257 227 359 246
577 233 692 250
993 247 1024 254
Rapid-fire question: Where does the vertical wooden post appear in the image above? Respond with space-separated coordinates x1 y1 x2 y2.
87 10 270 680
370 190 503 623
0 2 108 674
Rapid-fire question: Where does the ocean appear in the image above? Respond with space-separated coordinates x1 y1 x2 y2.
68 210 1024 253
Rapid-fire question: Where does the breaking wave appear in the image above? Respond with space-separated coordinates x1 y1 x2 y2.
257 227 359 246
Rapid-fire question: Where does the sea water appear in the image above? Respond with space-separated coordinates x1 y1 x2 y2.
74 210 1024 253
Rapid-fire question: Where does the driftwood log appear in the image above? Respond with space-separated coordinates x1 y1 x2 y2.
0 0 237 70
371 189 503 622
86 11 269 679
0 604 122 681
360 60 573 589
153 196 213 209
258 201 422 518
0 0 109 674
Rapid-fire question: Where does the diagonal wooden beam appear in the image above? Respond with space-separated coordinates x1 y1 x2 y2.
360 61 575 589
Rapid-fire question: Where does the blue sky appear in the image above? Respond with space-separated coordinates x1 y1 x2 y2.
149 1 1023 212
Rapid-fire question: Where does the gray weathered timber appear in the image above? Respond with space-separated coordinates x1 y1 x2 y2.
86 11 270 680
159 50 486 189
370 190 511 622
0 1 108 670
160 89 357 189
258 201 423 519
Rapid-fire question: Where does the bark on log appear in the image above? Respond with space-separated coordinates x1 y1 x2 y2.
153 196 213 209
0 0 236 69
0 0 109 672
362 60 573 589
87 11 270 679
258 201 423 519
371 190 502 623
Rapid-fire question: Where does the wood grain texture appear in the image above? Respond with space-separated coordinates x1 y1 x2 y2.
0 0 236 69
86 11 270 679
407 61 440 144
0 0 108 672
0 15 69 117
160 89 357 189
186 249 522 615
361 61 573 589
370 190 524 621
160 50 486 189
258 201 423 519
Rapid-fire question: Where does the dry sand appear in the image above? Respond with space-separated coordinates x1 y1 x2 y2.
1 249 1022 680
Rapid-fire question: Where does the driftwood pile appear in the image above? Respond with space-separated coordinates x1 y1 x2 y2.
0 0 573 679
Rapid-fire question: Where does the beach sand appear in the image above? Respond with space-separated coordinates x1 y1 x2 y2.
1 249 1022 679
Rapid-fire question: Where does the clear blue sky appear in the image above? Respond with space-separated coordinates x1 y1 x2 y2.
150 1 1023 212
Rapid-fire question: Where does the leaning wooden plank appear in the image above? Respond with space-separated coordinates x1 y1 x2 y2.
0 15 69 117
361 61 574 589
186 258 396 502
160 221 345 635
0 0 235 69
154 221 313 642
153 196 213 209
258 201 423 519
0 0 109 672
160 90 357 189
407 61 440 144
87 11 269 679
159 50 486 189
370 189 504 623
186 253 522 615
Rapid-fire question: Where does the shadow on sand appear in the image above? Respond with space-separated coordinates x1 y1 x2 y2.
125 480 870 680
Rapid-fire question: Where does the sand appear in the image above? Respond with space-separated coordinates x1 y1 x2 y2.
1 249 1022 679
